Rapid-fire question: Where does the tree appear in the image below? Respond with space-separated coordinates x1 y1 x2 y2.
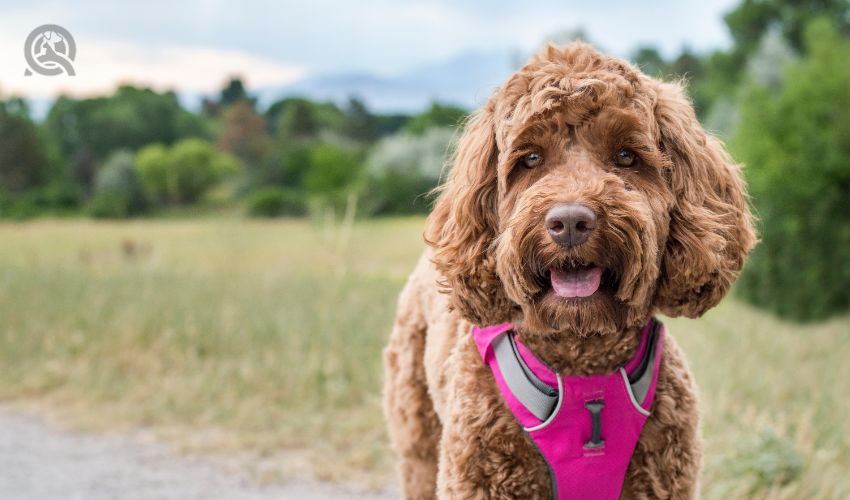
733 18 850 320
361 127 454 215
725 0 850 57
341 98 377 143
89 150 148 218
403 102 467 135
44 87 209 193
304 144 362 209
265 98 345 137
0 101 48 192
277 99 319 142
216 100 272 167
250 143 313 190
136 139 239 205
631 47 669 77
219 77 255 108
374 113 411 138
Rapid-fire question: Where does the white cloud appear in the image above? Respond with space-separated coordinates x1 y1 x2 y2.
0 0 741 100
0 36 306 99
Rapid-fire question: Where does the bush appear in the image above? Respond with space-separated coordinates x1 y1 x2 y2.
722 428 803 491
89 150 148 218
245 187 306 217
733 18 850 321
361 127 453 215
304 143 363 211
136 139 240 205
247 143 313 190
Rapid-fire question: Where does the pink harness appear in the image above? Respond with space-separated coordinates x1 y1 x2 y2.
472 318 664 499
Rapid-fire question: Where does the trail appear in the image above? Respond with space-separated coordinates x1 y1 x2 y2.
0 406 396 500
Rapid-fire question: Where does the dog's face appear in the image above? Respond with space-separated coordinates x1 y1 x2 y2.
426 43 756 337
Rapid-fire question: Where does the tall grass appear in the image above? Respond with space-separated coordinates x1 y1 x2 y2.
0 218 848 496
0 217 423 480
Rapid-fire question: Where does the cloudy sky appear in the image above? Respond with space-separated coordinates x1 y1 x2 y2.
0 0 740 99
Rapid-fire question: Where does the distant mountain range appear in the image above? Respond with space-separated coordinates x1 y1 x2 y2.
26 50 518 119
253 49 517 113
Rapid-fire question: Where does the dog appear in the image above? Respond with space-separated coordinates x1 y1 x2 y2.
383 43 756 499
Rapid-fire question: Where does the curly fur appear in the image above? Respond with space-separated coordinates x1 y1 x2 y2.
384 43 756 499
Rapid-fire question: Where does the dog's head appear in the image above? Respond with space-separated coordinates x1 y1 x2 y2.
425 43 756 337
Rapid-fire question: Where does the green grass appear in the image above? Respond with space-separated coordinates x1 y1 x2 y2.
0 217 848 497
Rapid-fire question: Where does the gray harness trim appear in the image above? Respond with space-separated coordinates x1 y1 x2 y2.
628 321 660 405
492 333 558 421
492 323 662 423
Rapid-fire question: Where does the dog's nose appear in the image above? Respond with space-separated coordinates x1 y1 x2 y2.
545 203 597 247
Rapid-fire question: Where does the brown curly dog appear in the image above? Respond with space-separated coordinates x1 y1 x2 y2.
383 43 756 499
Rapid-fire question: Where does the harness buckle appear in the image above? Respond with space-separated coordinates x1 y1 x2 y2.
583 400 605 449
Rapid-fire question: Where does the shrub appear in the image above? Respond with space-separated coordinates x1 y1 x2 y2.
89 150 148 218
361 127 453 215
136 139 240 205
733 18 850 321
245 187 306 217
722 428 803 492
304 143 363 212
247 143 313 190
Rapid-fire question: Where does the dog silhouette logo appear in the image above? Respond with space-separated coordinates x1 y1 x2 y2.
24 24 76 76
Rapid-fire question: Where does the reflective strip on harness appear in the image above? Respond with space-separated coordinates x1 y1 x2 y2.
492 333 558 421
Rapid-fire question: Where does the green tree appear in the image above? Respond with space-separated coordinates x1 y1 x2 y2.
44 86 209 193
250 143 313 190
404 102 467 135
733 18 850 320
374 113 411 138
219 77 256 108
304 144 362 209
265 98 345 137
0 101 47 192
136 139 239 205
631 47 669 77
89 150 148 218
277 99 318 141
341 98 377 143
726 0 849 57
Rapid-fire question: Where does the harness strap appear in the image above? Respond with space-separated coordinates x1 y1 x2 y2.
492 333 558 421
627 319 661 406
480 318 664 425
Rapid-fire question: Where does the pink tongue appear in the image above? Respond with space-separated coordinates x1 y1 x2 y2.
550 266 602 298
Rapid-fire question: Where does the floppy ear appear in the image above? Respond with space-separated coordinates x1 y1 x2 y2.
653 82 757 318
424 102 514 325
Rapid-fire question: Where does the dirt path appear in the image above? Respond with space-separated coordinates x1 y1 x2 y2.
0 406 397 500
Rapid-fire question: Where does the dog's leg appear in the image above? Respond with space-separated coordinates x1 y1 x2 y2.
435 338 552 500
622 336 702 499
383 277 441 499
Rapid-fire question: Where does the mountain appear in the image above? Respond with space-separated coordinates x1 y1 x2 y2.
26 50 516 120
254 49 516 113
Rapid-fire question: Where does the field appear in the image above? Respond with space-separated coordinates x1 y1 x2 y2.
1 218 848 498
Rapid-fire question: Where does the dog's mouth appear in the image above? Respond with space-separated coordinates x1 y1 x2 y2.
545 262 607 299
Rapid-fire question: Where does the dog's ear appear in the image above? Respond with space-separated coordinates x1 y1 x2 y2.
652 82 757 318
425 102 514 325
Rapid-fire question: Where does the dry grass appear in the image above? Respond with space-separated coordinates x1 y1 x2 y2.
0 217 848 496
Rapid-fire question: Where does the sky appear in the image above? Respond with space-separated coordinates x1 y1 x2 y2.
0 0 740 100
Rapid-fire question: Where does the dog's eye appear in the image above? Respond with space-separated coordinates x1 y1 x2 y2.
521 152 543 169
614 149 637 167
